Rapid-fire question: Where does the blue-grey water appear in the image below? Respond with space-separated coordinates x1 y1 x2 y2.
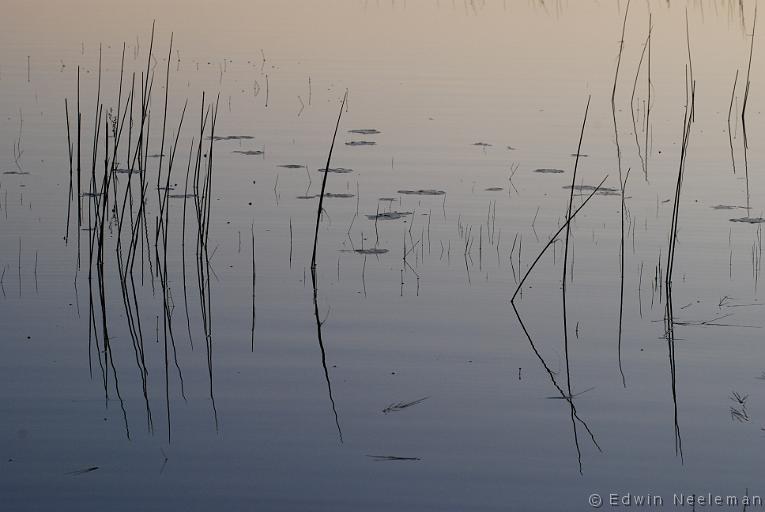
2 1 765 510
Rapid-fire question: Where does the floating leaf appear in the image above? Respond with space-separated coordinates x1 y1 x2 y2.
208 135 254 141
317 167 353 173
711 204 746 210
366 455 421 462
397 189 445 196
233 150 263 156
731 217 765 224
367 211 412 220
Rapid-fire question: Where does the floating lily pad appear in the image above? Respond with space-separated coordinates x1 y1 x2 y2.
348 129 381 135
397 189 445 196
367 211 412 220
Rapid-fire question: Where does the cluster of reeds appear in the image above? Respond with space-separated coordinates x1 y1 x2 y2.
63 25 221 441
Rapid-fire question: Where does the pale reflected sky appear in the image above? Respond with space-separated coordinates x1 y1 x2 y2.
1 1 760 182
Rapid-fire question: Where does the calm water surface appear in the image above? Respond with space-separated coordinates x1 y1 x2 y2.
2 1 765 510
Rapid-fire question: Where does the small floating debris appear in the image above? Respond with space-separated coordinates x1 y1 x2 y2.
367 211 412 221
366 455 421 462
169 193 196 199
378 197 396 202
81 191 103 197
157 185 177 191
346 140 376 146
397 189 445 196
473 142 492 147
485 187 504 192
147 153 165 158
348 129 381 135
208 135 254 141
712 205 747 210
570 153 589 157
534 168 564 174
233 150 263 156
278 164 305 169
317 167 353 174
382 396 429 414
2 170 29 175
66 466 100 476
507 146 517 150
730 217 765 224
115 167 143 174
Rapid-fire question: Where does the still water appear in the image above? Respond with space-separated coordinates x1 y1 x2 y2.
2 1 765 510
